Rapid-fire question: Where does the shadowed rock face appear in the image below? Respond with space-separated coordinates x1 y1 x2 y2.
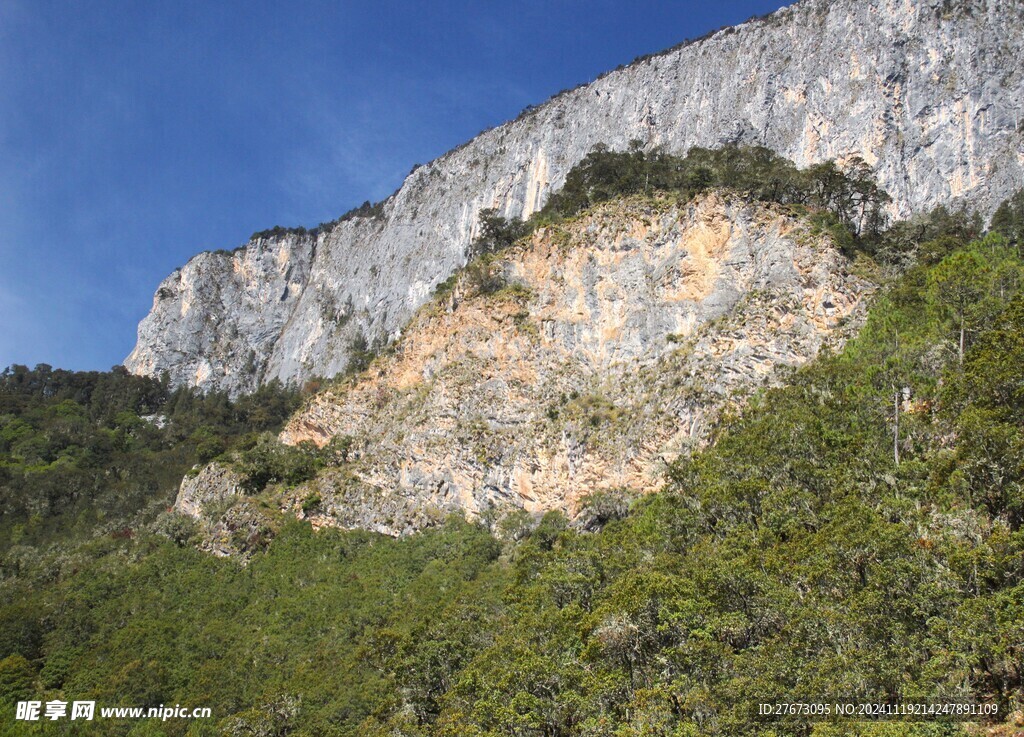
127 0 1024 395
274 193 873 533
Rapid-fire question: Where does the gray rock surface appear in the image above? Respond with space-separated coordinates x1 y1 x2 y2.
126 0 1024 394
277 193 874 528
173 462 277 560
174 462 244 518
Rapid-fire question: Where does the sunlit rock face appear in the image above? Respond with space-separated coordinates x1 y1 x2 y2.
276 193 874 531
127 0 1024 394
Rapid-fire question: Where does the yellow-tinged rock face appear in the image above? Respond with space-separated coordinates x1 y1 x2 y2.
279 192 875 533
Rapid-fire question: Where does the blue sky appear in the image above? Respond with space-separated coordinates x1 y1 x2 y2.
0 0 789 372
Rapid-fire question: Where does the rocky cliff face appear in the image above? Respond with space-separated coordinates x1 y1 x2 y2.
269 193 873 532
125 233 319 394
126 0 1024 394
175 462 244 519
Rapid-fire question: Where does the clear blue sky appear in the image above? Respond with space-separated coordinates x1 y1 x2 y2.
0 0 789 372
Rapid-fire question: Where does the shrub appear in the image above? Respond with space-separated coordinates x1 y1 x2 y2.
153 511 199 547
574 489 636 531
235 435 326 492
469 209 529 257
0 654 35 703
535 143 890 246
302 493 322 515
463 255 507 296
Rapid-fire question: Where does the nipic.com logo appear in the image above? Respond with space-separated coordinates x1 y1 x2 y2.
15 700 211 721
16 701 94 721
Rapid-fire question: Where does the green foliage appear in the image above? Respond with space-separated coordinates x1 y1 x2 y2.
469 208 530 258
574 489 635 532
0 366 302 549
234 434 325 491
0 654 35 703
454 145 894 295
991 187 1024 245
941 291 1024 529
0 519 502 736
344 330 391 376
250 199 386 242
927 233 1022 363
301 493 322 514
878 204 984 267
462 254 508 296
152 509 199 546
431 273 459 300
3 190 1024 735
533 143 891 252
235 435 328 492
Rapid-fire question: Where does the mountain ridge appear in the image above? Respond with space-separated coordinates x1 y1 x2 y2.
126 0 1024 394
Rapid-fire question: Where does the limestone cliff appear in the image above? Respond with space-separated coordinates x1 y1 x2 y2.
126 0 1024 394
125 232 318 393
175 462 244 519
270 193 873 533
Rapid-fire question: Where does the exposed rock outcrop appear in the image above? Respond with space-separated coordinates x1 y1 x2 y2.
126 0 1024 395
173 463 278 560
174 462 244 519
276 193 874 530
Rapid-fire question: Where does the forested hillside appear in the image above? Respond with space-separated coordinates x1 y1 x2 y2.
1 161 1023 735
0 368 303 550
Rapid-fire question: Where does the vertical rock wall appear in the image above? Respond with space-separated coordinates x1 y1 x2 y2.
126 0 1024 394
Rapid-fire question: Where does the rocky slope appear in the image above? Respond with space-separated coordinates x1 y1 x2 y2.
253 193 872 534
174 463 282 559
126 0 1024 395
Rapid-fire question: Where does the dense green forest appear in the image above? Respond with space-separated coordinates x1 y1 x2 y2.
0 367 304 550
0 149 1022 735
